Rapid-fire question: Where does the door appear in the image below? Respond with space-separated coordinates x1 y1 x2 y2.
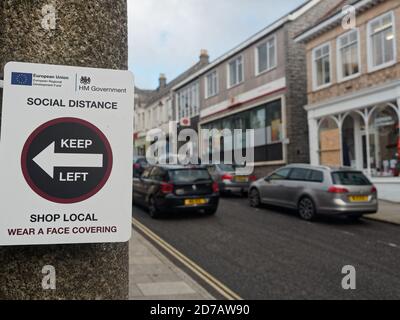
361 130 377 174
284 168 312 208
260 167 291 205
133 167 153 204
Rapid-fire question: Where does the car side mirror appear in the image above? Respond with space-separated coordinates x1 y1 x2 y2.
264 176 271 182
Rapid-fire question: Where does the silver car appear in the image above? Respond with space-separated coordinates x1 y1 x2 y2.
249 164 378 221
207 164 257 196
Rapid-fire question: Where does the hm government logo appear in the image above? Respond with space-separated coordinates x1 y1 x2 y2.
80 76 91 85
11 72 33 86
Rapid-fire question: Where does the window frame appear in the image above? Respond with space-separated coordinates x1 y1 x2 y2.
269 168 291 181
205 70 219 99
177 82 200 119
312 42 332 91
367 11 397 73
336 28 361 83
255 34 277 76
227 55 244 89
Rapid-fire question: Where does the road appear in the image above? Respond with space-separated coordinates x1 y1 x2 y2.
132 196 400 300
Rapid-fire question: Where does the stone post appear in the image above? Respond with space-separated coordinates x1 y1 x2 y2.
0 0 129 300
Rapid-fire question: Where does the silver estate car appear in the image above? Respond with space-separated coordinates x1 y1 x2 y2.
207 164 257 195
249 164 378 221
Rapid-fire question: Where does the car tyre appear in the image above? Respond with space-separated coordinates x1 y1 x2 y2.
148 196 160 219
249 188 261 208
298 197 316 221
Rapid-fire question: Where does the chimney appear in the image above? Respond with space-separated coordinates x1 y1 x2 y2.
199 49 209 65
158 73 167 90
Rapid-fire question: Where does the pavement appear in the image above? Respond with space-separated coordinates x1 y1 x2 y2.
366 201 400 225
129 229 215 300
132 197 400 299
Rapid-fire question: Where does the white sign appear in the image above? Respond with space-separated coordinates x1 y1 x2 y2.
0 62 134 246
180 117 191 127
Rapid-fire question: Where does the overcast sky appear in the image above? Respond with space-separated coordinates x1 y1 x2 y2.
128 0 306 89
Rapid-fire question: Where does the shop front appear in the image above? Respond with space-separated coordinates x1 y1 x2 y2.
199 96 286 174
134 132 147 157
307 81 400 202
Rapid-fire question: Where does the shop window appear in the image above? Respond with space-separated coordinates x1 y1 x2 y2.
368 105 399 177
201 99 283 163
266 101 282 144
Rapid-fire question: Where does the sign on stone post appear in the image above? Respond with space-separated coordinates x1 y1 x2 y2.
0 62 133 246
0 0 131 300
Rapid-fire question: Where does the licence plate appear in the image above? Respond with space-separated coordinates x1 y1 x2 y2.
184 199 208 206
349 196 369 202
235 176 248 182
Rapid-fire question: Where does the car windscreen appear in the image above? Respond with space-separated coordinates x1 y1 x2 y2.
332 171 371 186
137 158 148 165
169 169 212 183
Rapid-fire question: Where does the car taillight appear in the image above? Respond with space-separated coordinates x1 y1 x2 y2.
222 174 233 181
371 186 377 193
161 182 174 194
328 186 349 193
212 182 219 193
249 175 257 181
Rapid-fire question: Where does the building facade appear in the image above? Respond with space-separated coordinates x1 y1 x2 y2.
133 51 209 157
170 0 344 176
295 0 400 202
133 87 155 156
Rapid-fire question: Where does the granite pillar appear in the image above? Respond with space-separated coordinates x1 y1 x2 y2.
0 0 129 299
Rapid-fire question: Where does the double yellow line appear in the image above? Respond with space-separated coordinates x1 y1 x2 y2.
132 218 242 301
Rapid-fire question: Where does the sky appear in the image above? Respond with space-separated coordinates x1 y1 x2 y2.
128 0 307 89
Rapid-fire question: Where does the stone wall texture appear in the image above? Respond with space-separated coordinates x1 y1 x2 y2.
0 0 129 300
284 0 345 166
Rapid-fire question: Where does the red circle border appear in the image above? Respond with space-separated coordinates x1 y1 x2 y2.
21 117 113 204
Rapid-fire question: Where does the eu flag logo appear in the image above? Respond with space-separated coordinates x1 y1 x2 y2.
11 72 33 86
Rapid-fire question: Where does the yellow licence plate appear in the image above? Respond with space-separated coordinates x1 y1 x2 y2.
349 196 369 202
235 176 248 182
184 199 208 206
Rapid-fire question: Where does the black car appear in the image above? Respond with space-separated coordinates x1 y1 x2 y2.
132 165 220 218
133 156 149 177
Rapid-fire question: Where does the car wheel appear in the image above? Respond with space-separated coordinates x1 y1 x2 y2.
148 197 160 219
249 188 261 208
298 197 316 221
